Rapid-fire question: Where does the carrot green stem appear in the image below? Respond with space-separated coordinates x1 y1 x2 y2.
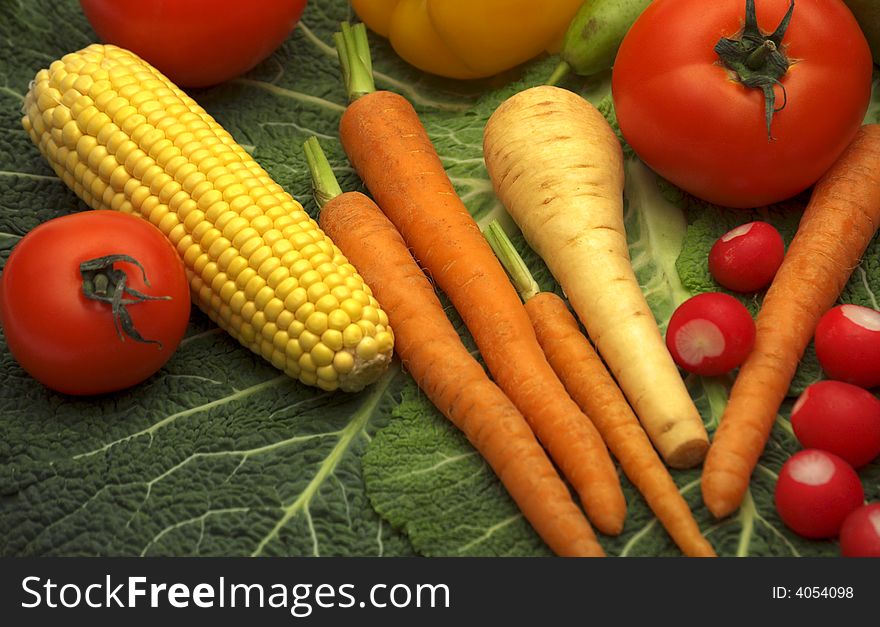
483 219 540 303
545 60 571 87
303 136 343 210
334 21 376 103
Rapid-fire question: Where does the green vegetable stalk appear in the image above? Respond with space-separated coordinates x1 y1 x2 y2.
547 0 652 85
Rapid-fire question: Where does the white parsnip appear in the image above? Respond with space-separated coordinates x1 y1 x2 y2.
483 85 708 468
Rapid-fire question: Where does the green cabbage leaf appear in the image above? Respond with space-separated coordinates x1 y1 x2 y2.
1 0 878 557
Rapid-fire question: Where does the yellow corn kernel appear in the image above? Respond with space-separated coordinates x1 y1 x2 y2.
332 351 355 375
295 301 316 324
321 329 344 353
287 320 305 340
316 365 339 383
261 322 277 343
314 294 340 316
298 352 317 373
298 330 321 353
299 370 318 386
306 282 330 304
305 311 329 336
352 290 372 306
311 343 335 368
22 43 393 392
275 310 295 332
361 305 380 325
376 331 394 355
316 262 340 278
357 319 377 338
341 298 363 322
228 291 247 316
356 337 379 361
270 350 287 371
343 324 364 348
274 277 299 302
328 309 351 332
253 285 275 311
266 266 291 290
298 269 323 290
285 338 303 362
273 329 290 352
290 258 313 280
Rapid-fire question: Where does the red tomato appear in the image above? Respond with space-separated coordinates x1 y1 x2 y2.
79 0 308 87
612 0 872 208
708 222 785 292
774 449 863 539
0 211 191 395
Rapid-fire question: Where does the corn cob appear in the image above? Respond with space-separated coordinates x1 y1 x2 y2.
22 44 394 392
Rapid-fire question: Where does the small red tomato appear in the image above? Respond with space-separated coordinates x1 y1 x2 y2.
814 304 880 388
790 380 880 468
0 211 191 395
708 222 785 293
665 292 756 376
840 503 880 557
774 449 864 539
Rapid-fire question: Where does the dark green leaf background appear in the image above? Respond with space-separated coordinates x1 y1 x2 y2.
1 0 878 557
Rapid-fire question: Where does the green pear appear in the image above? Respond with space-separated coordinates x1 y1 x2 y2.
843 0 880 64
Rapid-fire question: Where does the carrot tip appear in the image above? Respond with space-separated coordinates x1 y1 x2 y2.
593 517 625 537
705 498 738 520
580 492 627 537
701 475 743 519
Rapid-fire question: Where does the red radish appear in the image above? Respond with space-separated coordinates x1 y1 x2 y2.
840 503 880 557
815 304 880 388
665 292 755 376
708 221 785 293
774 449 864 539
790 380 880 468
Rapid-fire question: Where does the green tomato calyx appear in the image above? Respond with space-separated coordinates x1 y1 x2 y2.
80 254 172 348
715 0 795 140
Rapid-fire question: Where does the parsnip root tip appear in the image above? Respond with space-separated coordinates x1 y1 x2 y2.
666 439 711 470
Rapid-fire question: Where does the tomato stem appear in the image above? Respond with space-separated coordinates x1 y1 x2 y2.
80 254 172 348
715 0 794 140
745 40 776 70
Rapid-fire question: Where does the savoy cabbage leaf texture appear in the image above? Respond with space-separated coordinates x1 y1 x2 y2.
1 0 879 557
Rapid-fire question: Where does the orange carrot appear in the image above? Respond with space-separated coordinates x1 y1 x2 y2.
334 22 626 535
485 221 715 557
702 125 880 519
529 294 716 556
304 137 605 557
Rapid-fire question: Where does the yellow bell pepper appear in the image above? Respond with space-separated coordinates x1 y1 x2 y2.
351 0 584 79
